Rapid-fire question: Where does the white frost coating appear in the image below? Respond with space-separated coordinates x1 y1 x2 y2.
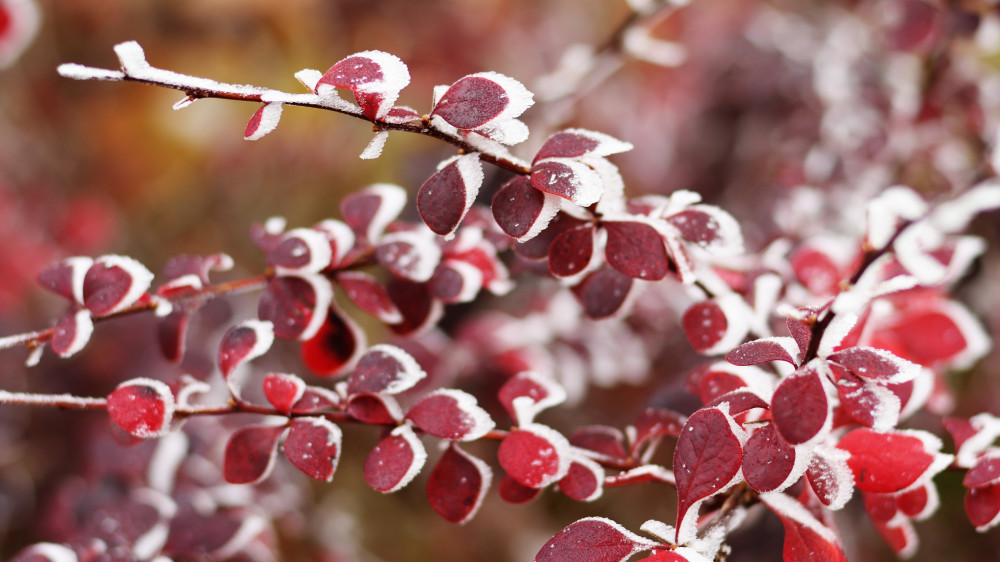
366 343 428 395
57 309 94 358
291 273 334 341
590 157 626 215
19 543 78 562
839 346 920 385
342 50 411 120
612 464 676 486
865 185 927 250
480 117 530 146
133 518 170 561
930 181 1000 233
361 183 407 243
816 310 857 358
294 417 344 482
276 228 333 275
516 191 562 243
116 377 176 438
313 219 356 266
56 63 125 81
94 254 155 314
294 68 323 92
513 371 568 421
562 453 605 502
883 514 919 557
909 481 940 521
848 380 900 433
377 230 442 283
264 216 287 235
114 41 151 72
25 344 43 367
421 388 496 441
175 375 211 408
810 445 855 510
238 319 275 364
751 274 783 337
431 152 487 238
63 256 95 305
759 491 840 543
623 25 687 67
0 390 106 408
685 204 745 256
639 519 675 543
893 220 947 285
560 128 634 158
956 414 1000 468
244 103 283 141
662 228 696 284
447 444 493 524
172 95 196 110
661 189 702 217
438 260 484 303
380 424 428 493
359 130 389 160
148 430 189 494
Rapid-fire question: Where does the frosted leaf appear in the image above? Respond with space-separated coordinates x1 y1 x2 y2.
430 260 484 303
359 130 389 160
51 309 94 358
808 445 854 510
816 310 857 358
57 63 124 81
930 181 1000 233
759 491 844 554
530 157 604 207
893 221 947 284
479 117 530 146
341 183 407 244
171 95 196 110
269 227 333 274
363 424 427 493
865 185 927 250
86 254 155 315
244 103 283 141
294 68 323 92
432 71 533 129
106 377 176 439
498 422 572 488
534 129 633 162
318 50 411 120
313 219 356 266
416 153 484 237
405 388 496 441
590 157 627 215
623 25 687 67
376 230 443 283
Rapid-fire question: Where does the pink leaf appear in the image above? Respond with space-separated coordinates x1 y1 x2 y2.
405 389 495 441
50 309 94 358
416 153 484 237
106 378 175 439
283 418 342 482
300 306 365 377
375 230 442 283
759 492 847 562
836 428 936 493
82 255 154 316
726 337 800 366
491 175 561 242
431 72 531 129
965 482 1000 530
533 128 632 163
772 364 829 445
346 392 403 424
673 407 744 543
347 344 426 395
602 221 669 280
742 423 796 493
498 424 571 488
218 319 274 379
223 425 286 484
549 225 596 278
426 444 492 524
336 271 403 323
243 102 282 141
262 373 306 415
499 474 541 504
257 274 332 340
558 457 605 502
530 158 603 207
339 183 406 244
535 517 657 562
364 425 427 493
571 265 633 319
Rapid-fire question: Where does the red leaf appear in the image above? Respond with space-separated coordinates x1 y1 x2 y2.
530 158 603 207
218 320 274 378
385 277 442 336
572 265 633 319
533 128 631 163
375 230 442 283
535 517 656 562
726 337 800 366
760 492 847 562
266 228 332 273
82 255 153 316
431 75 509 129
497 371 567 422
666 209 724 249
426 444 492 524
50 309 93 358
836 428 936 493
965 482 1000 530
603 221 669 281
283 418 342 482
705 390 770 415
548 225 596 277
106 378 175 439
498 424 571 488
558 457 605 502
491 176 561 241
863 491 898 521
882 305 979 368
339 183 406 244
742 423 796 493
336 271 402 323
673 407 744 543
300 307 365 377
833 368 900 432
321 55 383 89
871 516 917 558
514 211 586 260
347 344 426 395
429 260 484 303
772 365 829 445
257 275 330 340
682 300 729 354
827 346 918 384
499 474 541 504
318 51 409 121
684 364 749 404
364 425 427 493
157 310 189 363
346 392 403 424
262 373 306 415
790 245 845 295
805 447 854 510
416 154 483 237
965 455 1000 488
406 389 494 441
37 256 92 302
291 386 341 413
632 408 686 456
569 426 628 460
243 102 282 140
223 425 286 484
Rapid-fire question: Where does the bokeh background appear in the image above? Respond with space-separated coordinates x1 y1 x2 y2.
1 0 1000 560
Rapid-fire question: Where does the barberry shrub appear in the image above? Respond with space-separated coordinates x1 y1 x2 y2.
2 0 1000 560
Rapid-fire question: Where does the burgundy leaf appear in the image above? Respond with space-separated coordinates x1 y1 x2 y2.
336 271 403 323
339 183 406 244
318 51 409 121
742 423 796 493
262 373 306 415
772 365 829 445
50 309 93 358
347 344 426 395
363 425 427 493
833 368 900 432
666 209 723 248
682 300 729 354
283 418 342 482
218 320 274 379
685 364 750 404
291 386 341 413
431 75 509 129
836 428 936 493
223 425 286 484
257 274 331 340
965 483 1000 530
787 316 814 357
497 424 571 488
321 55 383 89
376 230 442 283
760 492 847 562
548 225 596 277
632 407 686 456
385 277 442 336
426 444 492 524
416 153 483 237
491 176 560 241
37 256 92 302
82 255 154 316
499 474 541 504
266 228 332 273
805 447 854 510
535 517 656 562
673 407 744 543
827 346 918 384
346 392 403 424
429 260 484 303
603 221 669 280
726 337 800 366
106 378 175 439
705 390 770 415
558 457 605 502
157 310 189 363
569 426 628 460
497 371 567 422
533 128 631 163
530 158 603 207
300 307 364 377
571 265 633 319
405 389 494 441
513 211 586 261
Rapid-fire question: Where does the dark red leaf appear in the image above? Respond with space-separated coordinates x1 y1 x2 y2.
743 423 796 493
497 371 566 421
492 176 553 240
666 209 723 248
965 482 1000 529
682 300 729 354
283 418 342 482
291 386 341 413
218 320 273 378
558 458 604 502
106 378 174 439
837 428 935 493
632 408 686 456
499 474 541 504
533 130 600 162
336 271 402 323
223 425 286 484
833 368 899 432
514 211 585 260
157 310 189 363
320 55 383 89
761 493 848 562
300 308 363 377
571 265 633 319
549 225 596 277
569 426 628 460
529 159 602 207
498 425 571 488
346 392 402 424
806 449 853 510
426 444 491 524
429 260 483 303
827 346 916 383
535 517 655 562
406 389 494 441
416 155 481 236
257 276 325 340
339 184 405 243
772 366 829 445
897 485 930 518
965 456 1000 488
50 309 93 358
787 316 814 357
942 417 979 455
266 229 329 272
82 256 152 316
243 103 281 140
375 231 441 283
705 390 770 415
386 278 441 336
262 373 306 415
603 221 669 281
364 425 426 493
37 257 90 302
347 344 425 395
726 337 800 366
685 364 748 404
431 76 508 129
